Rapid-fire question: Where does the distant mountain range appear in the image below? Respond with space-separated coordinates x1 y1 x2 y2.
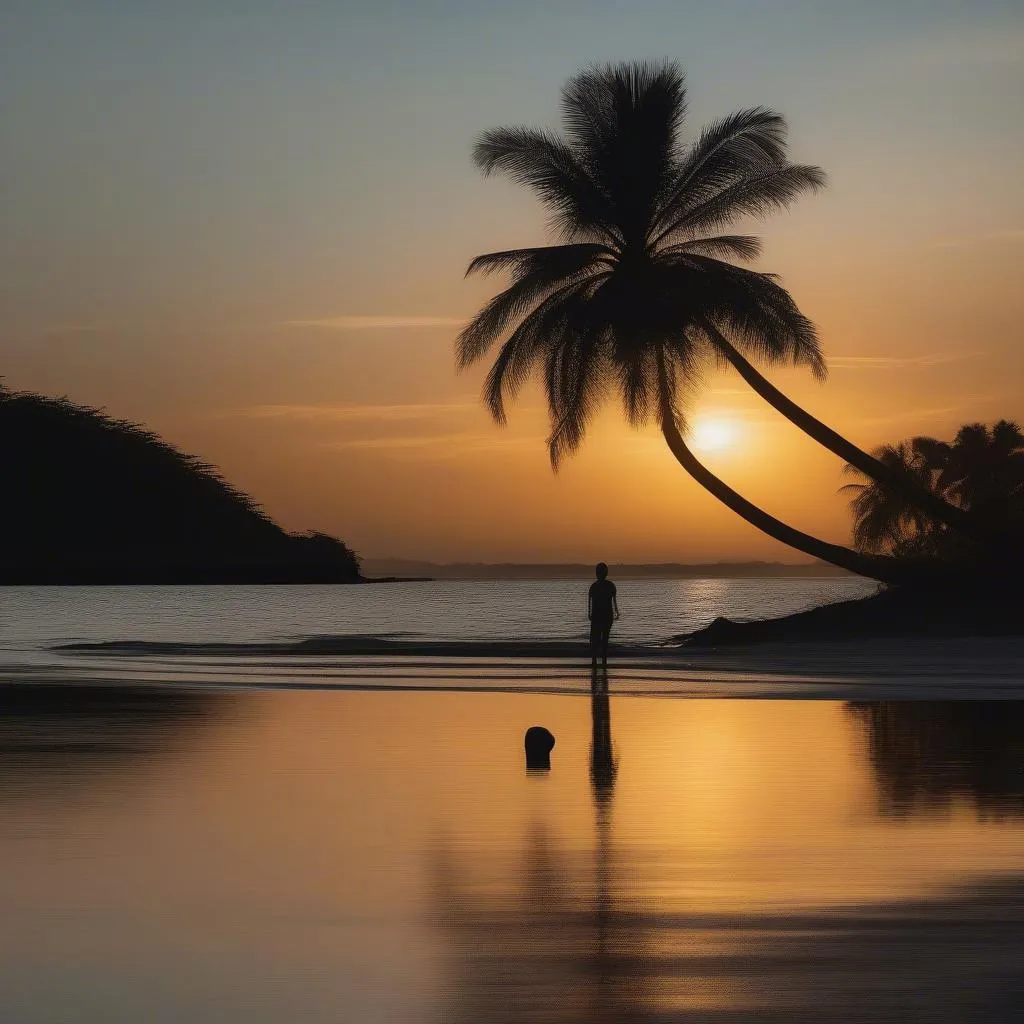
361 558 852 580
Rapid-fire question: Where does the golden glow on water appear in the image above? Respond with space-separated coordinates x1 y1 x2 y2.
1 690 1024 1020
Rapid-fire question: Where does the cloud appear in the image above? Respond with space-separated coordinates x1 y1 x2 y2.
326 432 542 457
829 352 977 370
225 400 543 459
282 315 465 330
859 394 999 427
232 401 479 422
859 406 962 427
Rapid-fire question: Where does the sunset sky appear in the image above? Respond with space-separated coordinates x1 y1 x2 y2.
3 1 1023 562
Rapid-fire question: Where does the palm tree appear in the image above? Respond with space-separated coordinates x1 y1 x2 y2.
940 421 1024 532
843 421 1024 559
840 439 946 556
457 61 936 583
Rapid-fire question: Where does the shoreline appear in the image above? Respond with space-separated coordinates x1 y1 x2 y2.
34 634 1024 699
679 588 1024 647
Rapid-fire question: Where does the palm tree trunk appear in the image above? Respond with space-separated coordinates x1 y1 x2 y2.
660 413 914 585
706 328 983 542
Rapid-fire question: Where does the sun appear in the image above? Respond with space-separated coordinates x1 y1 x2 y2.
691 418 739 453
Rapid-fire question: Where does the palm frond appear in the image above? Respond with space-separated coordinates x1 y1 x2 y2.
457 248 609 368
652 107 789 232
545 330 611 468
482 278 601 424
473 127 616 242
465 243 612 280
561 61 687 244
656 163 826 241
660 234 763 261
661 256 826 379
617 349 657 427
992 419 1024 454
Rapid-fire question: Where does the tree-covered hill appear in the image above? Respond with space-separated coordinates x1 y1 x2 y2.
0 386 361 583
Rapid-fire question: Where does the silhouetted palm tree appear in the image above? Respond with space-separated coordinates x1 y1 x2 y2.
941 421 1024 530
843 420 1024 557
458 61 961 583
841 439 944 555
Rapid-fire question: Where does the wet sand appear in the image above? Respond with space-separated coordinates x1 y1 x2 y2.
2 689 1024 1022
42 634 1024 698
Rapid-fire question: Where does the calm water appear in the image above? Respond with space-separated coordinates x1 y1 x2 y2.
0 578 875 648
1 687 1023 1022
0 579 876 685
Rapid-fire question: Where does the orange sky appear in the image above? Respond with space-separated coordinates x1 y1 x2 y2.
2 2 1023 562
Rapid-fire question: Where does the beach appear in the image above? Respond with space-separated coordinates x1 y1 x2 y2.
8 634 1024 700
2 686 1024 1022
4 581 1024 1019
5 578 1024 698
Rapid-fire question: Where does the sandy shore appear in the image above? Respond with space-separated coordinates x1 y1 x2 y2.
33 634 1024 698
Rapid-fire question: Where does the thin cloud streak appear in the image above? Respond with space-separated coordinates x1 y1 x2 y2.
859 394 999 428
830 352 978 370
325 433 542 457
283 315 466 330
231 401 480 422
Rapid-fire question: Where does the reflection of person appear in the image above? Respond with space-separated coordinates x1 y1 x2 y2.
587 562 619 667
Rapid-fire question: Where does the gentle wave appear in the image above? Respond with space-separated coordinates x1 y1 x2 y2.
54 636 684 657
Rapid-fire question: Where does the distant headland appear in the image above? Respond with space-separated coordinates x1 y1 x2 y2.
0 385 361 585
360 558 851 580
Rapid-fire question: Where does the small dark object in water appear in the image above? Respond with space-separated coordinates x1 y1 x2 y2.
524 726 555 770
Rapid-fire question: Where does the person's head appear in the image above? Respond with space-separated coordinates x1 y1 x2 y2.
595 562 608 580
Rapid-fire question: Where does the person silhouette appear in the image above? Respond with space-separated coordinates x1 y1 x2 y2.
587 562 619 668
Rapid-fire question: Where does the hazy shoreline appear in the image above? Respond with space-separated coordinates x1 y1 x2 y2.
361 559 853 579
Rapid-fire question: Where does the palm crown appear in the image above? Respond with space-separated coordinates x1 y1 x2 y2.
843 421 1024 556
457 60 826 466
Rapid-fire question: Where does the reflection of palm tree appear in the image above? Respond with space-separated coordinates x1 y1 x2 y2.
458 60 967 583
842 420 1024 557
848 701 1024 817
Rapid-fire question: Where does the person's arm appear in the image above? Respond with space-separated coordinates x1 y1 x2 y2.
612 583 620 619
587 586 593 621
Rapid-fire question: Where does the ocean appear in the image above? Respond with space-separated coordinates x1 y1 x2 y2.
0 577 877 690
